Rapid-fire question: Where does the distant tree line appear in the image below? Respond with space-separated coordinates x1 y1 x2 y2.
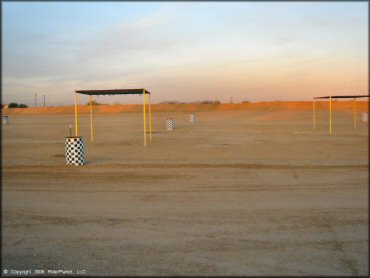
160 100 222 104
7 103 28 108
86 100 103 106
200 100 221 104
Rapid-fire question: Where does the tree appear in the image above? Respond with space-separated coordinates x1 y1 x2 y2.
200 100 220 104
19 104 28 108
86 100 101 106
8 103 19 108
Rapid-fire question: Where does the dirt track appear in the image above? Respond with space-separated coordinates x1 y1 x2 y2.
2 107 368 276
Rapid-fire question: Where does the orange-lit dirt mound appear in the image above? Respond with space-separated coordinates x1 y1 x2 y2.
2 101 368 115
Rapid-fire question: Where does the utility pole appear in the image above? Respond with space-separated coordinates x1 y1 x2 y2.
35 93 37 107
43 95 46 108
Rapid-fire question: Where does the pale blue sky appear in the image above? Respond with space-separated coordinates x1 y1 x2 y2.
2 2 368 106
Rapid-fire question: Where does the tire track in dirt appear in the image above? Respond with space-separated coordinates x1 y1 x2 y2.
3 163 368 171
320 215 360 275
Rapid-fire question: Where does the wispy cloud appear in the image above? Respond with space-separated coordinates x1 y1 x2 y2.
77 7 175 60
134 8 169 28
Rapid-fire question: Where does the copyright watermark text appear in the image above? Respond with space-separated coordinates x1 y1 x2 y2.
3 269 86 276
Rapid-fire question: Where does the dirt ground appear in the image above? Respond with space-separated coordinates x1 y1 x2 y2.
2 107 368 276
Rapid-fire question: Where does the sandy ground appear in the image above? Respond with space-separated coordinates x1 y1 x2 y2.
2 107 369 276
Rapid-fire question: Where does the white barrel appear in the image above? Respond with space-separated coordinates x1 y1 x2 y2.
361 113 368 123
190 113 196 123
166 118 175 130
65 136 85 166
2 116 9 125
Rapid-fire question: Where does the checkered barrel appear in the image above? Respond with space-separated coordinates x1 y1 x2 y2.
361 113 368 123
2 116 9 125
65 136 85 166
166 117 175 130
189 113 196 123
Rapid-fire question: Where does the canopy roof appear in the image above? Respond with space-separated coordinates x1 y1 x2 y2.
314 95 369 99
75 88 150 96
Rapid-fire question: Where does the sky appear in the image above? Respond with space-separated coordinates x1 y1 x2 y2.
2 1 368 106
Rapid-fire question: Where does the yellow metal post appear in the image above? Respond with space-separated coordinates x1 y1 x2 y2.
143 89 147 147
90 95 94 142
149 93 152 141
313 99 316 130
329 96 332 134
75 93 79 136
354 98 357 129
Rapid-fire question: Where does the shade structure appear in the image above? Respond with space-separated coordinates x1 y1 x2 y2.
314 95 368 99
74 88 152 147
75 88 151 96
312 94 369 133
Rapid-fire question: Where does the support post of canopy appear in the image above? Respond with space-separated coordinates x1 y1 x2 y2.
313 99 316 130
329 96 332 134
149 93 152 141
354 98 357 129
143 89 147 147
75 92 79 136
90 95 94 142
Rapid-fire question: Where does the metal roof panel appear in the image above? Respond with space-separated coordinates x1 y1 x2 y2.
75 88 150 95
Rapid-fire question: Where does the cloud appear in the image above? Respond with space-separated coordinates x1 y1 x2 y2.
76 7 175 62
134 9 169 28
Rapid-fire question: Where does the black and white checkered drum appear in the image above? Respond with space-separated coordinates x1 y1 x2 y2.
166 118 175 130
2 116 9 125
65 137 85 166
361 113 368 123
190 113 195 123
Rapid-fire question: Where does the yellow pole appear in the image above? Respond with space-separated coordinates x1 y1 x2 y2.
354 98 357 129
143 89 147 147
329 96 332 134
149 93 152 141
313 99 316 130
75 93 79 136
90 95 94 142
